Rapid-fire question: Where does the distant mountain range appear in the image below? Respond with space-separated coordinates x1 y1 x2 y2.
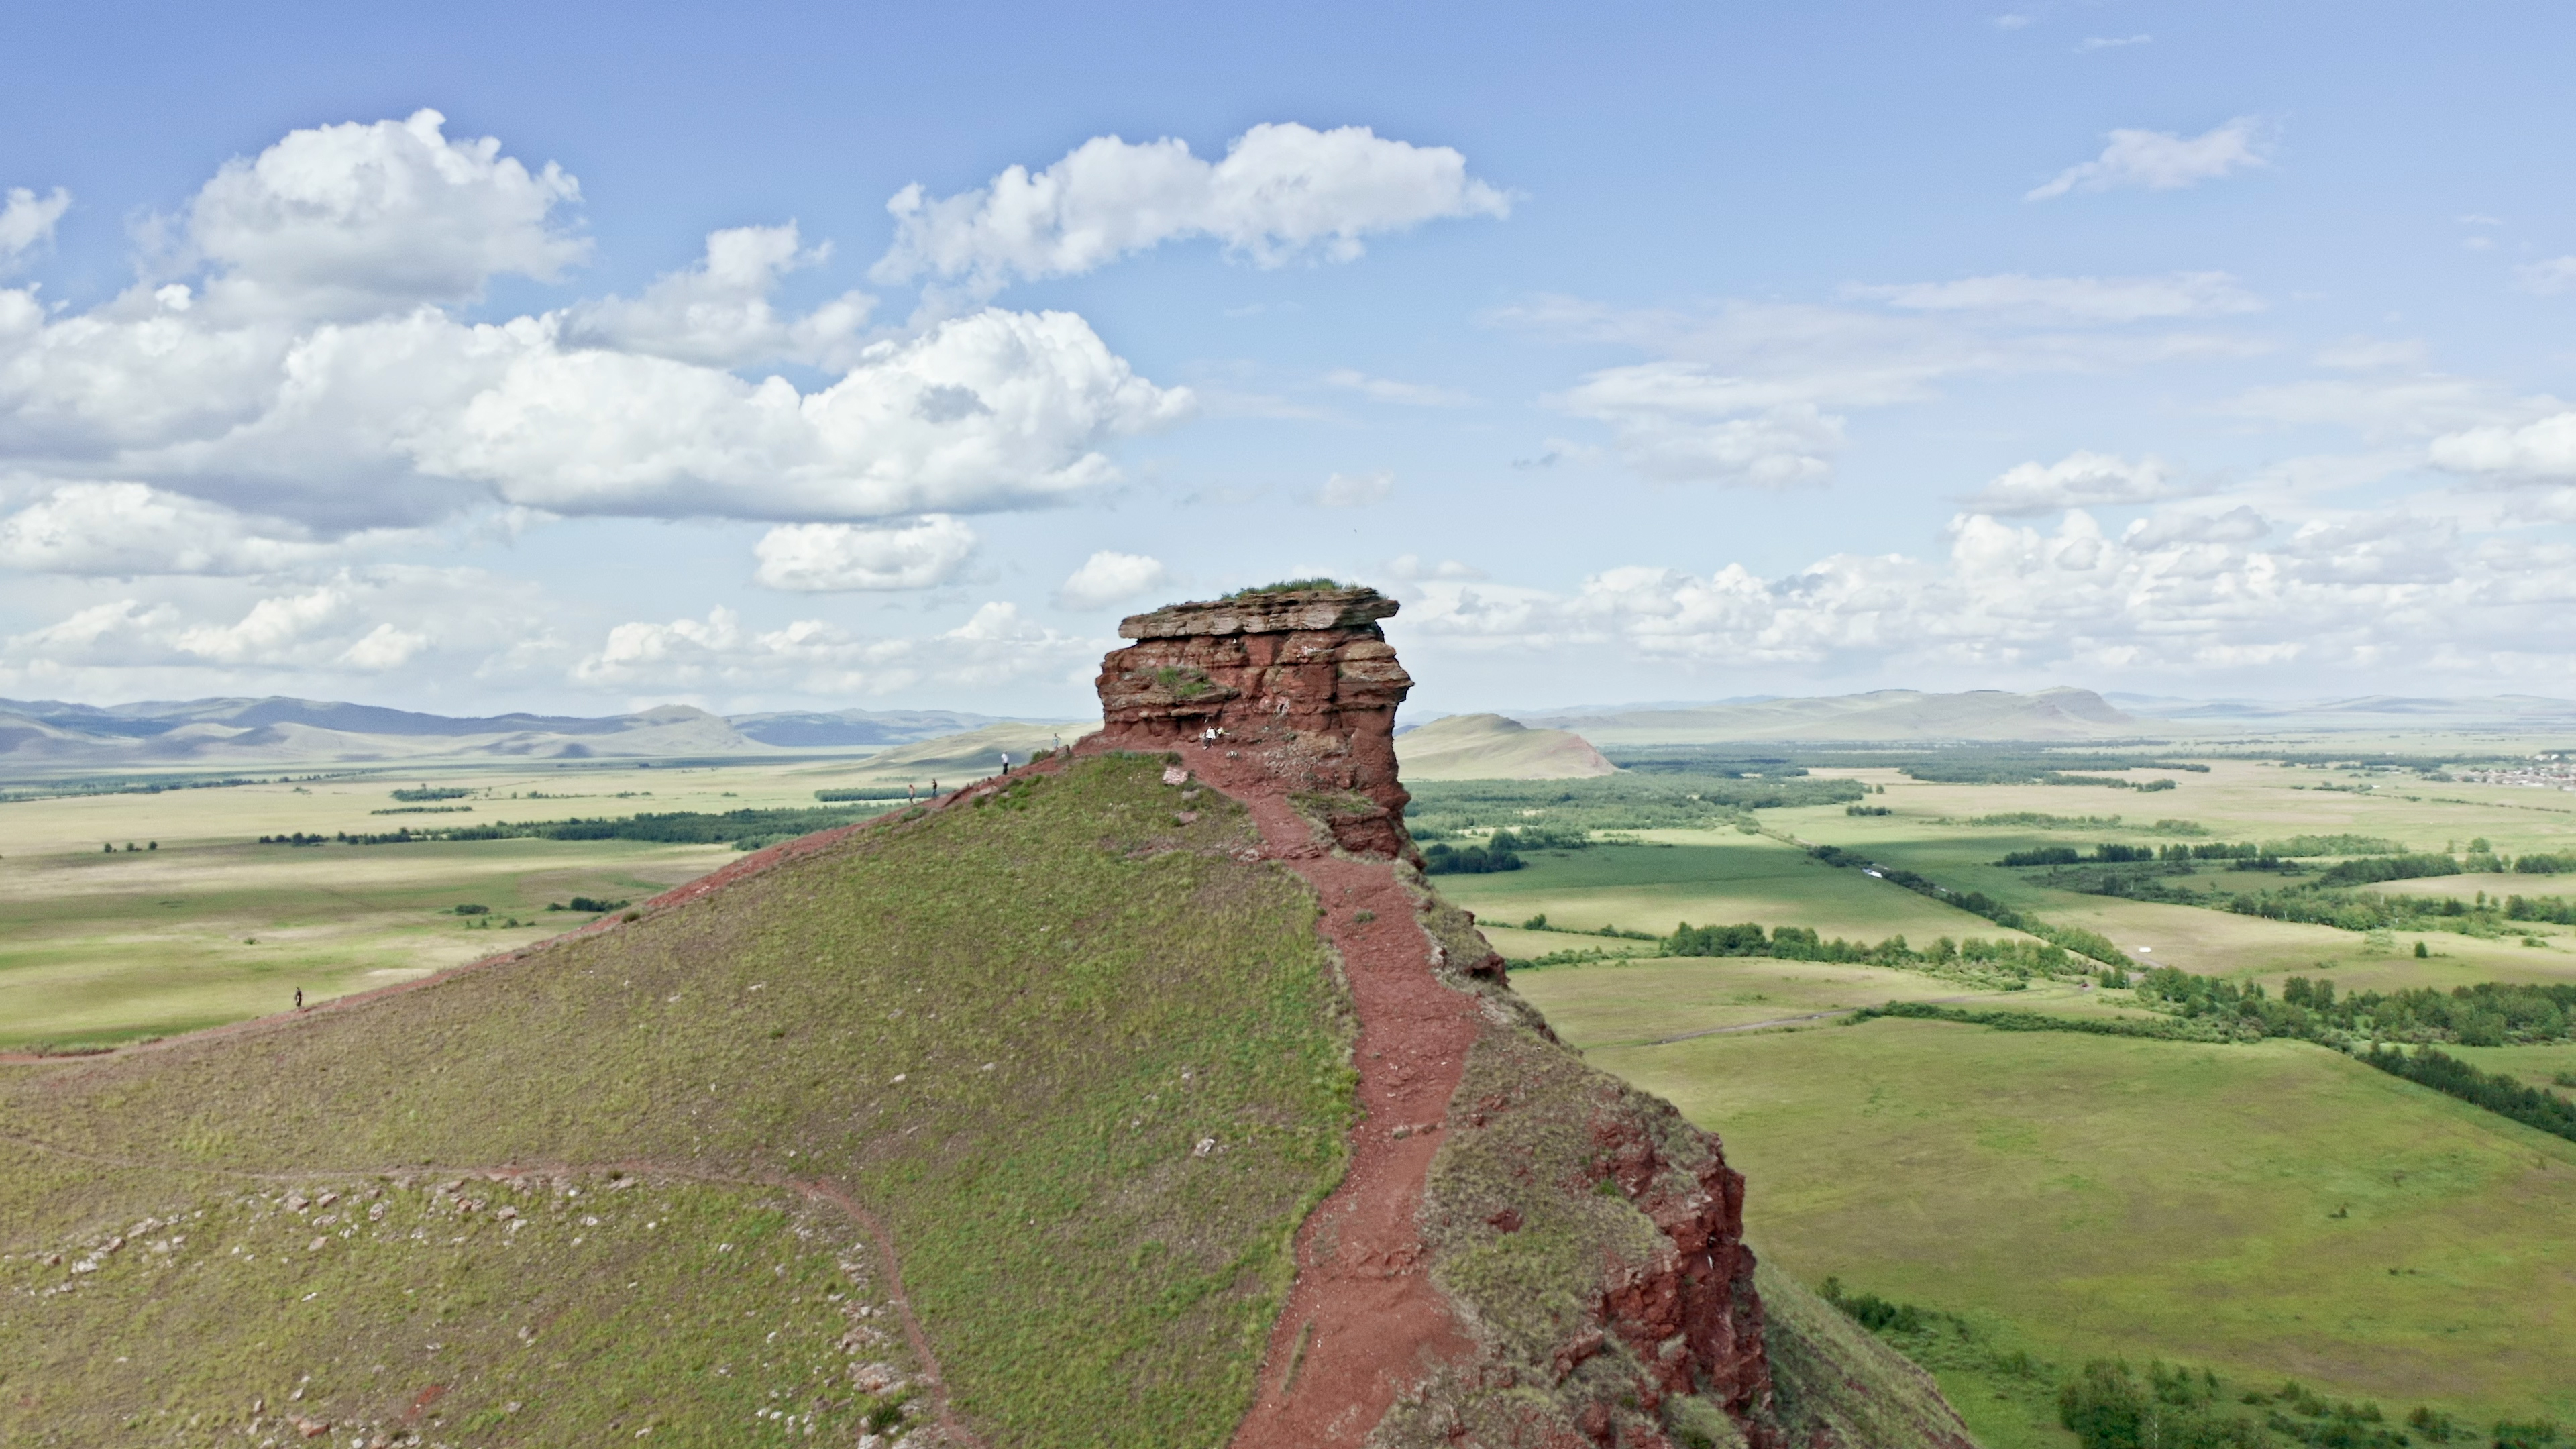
1516 687 2149 745
10 686 2574 774
0 696 1074 771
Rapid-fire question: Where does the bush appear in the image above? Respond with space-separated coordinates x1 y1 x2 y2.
1420 842 1523 875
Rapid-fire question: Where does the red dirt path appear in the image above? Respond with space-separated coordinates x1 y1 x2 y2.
1106 741 1485 1448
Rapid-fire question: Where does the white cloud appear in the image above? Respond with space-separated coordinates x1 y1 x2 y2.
407 307 1191 521
1318 470 1395 507
0 482 339 574
184 109 587 321
561 223 875 368
871 123 1509 299
1322 368 1475 407
1961 451 2185 515
572 600 1091 695
0 116 1191 535
1501 290 2264 490
1397 497 2576 685
2429 413 2576 479
2026 117 2269 201
2078 34 2151 50
1554 364 1845 487
1850 271 2260 321
2517 258 2576 295
1055 550 1172 610
0 187 71 268
0 566 551 688
751 515 977 591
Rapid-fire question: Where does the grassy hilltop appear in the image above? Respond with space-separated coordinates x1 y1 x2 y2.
1 757 1355 1446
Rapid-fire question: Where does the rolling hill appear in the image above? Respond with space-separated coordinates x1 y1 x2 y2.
1393 712 1619 780
0 590 1972 1447
0 698 1073 771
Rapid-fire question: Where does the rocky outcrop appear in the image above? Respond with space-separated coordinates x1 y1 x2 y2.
1095 588 1417 859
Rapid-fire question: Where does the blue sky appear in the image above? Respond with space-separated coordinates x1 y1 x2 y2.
3 1 2573 718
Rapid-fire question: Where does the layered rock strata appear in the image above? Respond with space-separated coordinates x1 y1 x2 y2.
1095 588 1417 859
1085 586 1787 1446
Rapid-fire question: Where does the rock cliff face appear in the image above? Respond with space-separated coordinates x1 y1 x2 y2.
1096 588 1417 859
1090 586 1812 1447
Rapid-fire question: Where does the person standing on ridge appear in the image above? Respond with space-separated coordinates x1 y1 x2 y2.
294 988 303 1011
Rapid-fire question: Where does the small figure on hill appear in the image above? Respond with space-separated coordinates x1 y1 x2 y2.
906 784 916 803
1000 751 1011 775
294 988 303 1010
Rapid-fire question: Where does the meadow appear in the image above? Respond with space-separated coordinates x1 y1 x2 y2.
0 755 945 1050
1515 967 2576 1442
1434 752 2576 1442
1 756 1354 1445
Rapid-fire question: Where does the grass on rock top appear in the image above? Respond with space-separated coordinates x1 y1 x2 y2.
0 755 1358 1448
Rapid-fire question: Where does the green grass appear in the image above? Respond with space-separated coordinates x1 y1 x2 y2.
1501 955 2134 1048
1431 834 2048 948
1513 973 2576 1428
0 757 974 1049
0 755 1356 1446
0 1160 901 1446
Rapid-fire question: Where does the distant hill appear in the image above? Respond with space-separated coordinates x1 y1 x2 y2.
2108 693 2576 733
828 720 1098 784
1395 712 1619 780
1521 686 2147 745
0 696 1063 770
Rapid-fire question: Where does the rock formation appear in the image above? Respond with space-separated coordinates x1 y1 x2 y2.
1089 584 1807 1448
1096 586 1417 859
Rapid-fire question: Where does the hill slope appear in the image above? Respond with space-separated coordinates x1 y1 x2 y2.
1 756 1352 1446
0 586 1974 1448
1394 713 1619 780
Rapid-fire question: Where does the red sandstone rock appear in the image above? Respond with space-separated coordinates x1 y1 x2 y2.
1095 588 1417 859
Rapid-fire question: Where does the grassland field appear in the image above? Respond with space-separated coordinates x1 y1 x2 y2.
0 755 960 1051
15 743 2576 1442
1429 755 2576 1445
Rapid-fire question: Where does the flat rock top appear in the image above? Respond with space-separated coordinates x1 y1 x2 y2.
1119 588 1399 639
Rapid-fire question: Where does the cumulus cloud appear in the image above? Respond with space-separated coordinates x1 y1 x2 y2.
0 123 1193 531
1849 271 2261 321
1055 550 1172 609
0 481 371 575
0 566 549 688
561 223 875 368
2026 117 2269 201
751 515 977 590
405 307 1192 521
871 123 1509 299
572 600 1090 695
1317 470 1395 506
0 187 71 268
1960 451 2188 515
1322 368 1474 407
1398 498 2572 684
2429 412 2576 479
184 109 587 321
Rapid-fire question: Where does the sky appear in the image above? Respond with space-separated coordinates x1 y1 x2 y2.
3 0 2574 720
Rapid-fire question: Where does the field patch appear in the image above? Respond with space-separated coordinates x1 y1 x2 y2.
1522 976 2576 1427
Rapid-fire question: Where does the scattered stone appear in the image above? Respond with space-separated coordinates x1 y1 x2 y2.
1193 1136 1218 1157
